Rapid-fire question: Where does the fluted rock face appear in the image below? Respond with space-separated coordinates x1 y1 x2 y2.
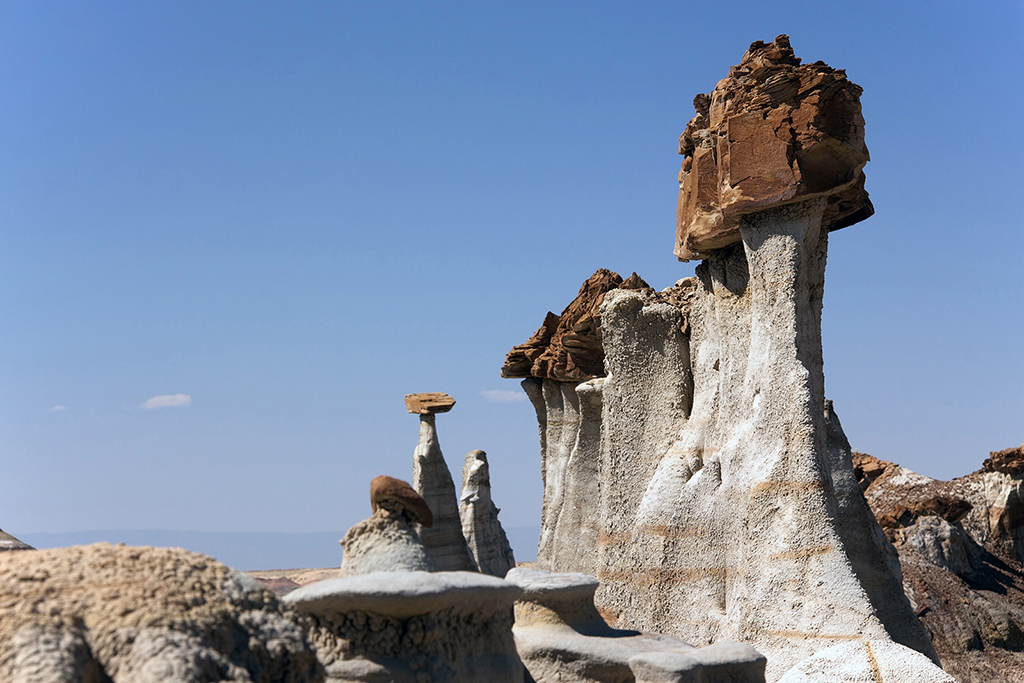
675 35 872 261
459 450 515 577
412 414 475 572
511 202 935 679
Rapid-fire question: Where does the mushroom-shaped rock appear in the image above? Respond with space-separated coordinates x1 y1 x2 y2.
675 34 872 261
410 405 476 572
460 450 515 577
404 392 456 414
284 571 525 683
0 529 33 552
0 543 321 683
777 640 956 683
340 477 438 577
370 475 433 527
506 567 764 683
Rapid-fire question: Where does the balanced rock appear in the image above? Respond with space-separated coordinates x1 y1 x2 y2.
506 37 938 679
371 474 433 527
0 543 321 683
404 392 456 415
675 34 872 260
410 406 475 572
340 476 437 577
459 450 515 577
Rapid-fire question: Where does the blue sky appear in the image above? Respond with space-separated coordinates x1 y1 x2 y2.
1 1 1021 545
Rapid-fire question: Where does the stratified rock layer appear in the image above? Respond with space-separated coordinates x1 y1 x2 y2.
412 414 475 572
0 529 33 552
675 35 872 260
459 450 515 577
0 543 321 683
501 269 652 382
515 201 935 679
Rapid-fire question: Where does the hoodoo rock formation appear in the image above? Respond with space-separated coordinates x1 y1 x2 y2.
460 449 516 577
407 393 476 572
674 34 872 261
339 476 438 577
503 36 944 680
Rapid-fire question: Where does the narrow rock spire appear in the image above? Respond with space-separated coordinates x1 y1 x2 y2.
406 393 475 571
460 449 515 577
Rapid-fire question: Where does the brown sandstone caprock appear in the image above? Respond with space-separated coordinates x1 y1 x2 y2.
404 392 456 414
409 400 476 572
370 474 433 527
501 269 652 381
675 34 872 261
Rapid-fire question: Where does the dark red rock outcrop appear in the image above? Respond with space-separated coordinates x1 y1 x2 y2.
675 34 873 261
501 269 652 381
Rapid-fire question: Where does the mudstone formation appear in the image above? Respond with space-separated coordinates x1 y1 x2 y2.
503 36 954 681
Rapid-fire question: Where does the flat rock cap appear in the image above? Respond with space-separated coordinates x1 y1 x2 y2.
370 475 434 527
404 392 456 414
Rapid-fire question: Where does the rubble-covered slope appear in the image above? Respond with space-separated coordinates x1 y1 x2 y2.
854 447 1024 682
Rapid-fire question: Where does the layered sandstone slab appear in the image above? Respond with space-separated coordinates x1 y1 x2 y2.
501 269 652 382
507 568 766 683
285 571 524 683
405 392 456 415
675 35 872 261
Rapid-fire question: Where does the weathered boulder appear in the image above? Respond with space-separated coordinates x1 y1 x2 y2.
371 474 434 528
410 407 476 572
507 568 766 683
284 571 524 683
503 36 940 680
0 529 33 552
675 35 872 261
777 640 955 683
0 543 321 683
459 450 515 577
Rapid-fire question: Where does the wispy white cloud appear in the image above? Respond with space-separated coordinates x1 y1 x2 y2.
480 389 527 403
49 405 69 412
142 394 192 409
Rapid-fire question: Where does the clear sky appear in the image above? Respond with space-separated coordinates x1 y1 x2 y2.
2 1 1021 543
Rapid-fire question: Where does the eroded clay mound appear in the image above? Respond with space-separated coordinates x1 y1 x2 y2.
675 34 872 260
0 543 321 683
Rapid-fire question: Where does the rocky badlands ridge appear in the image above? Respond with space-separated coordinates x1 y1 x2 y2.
852 446 1024 683
502 35 962 681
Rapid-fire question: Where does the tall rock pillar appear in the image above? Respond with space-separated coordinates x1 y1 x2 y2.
406 392 475 572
